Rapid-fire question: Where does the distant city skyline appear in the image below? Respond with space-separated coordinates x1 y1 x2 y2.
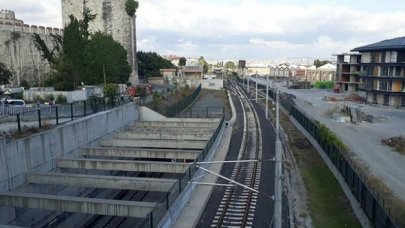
2 0 405 60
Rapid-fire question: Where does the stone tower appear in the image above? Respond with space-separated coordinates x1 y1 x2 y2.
61 0 139 84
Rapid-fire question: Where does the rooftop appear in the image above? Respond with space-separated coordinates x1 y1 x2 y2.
352 37 405 52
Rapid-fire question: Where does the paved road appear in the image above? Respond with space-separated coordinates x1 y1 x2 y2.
254 78 405 202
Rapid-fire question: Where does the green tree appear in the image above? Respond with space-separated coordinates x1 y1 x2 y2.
33 9 130 90
85 32 130 84
0 62 12 85
137 51 175 79
178 57 187 66
198 56 209 73
314 59 331 68
125 0 139 17
224 61 236 69
20 80 30 89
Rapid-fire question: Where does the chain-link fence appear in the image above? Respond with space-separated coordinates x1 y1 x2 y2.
152 85 202 117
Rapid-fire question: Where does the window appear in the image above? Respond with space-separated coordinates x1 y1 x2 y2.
380 80 388 91
395 66 402 77
382 67 389 77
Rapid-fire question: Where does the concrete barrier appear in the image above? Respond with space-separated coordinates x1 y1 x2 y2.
0 103 138 192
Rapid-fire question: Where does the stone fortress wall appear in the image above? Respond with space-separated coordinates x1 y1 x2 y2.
61 0 138 83
1 0 139 87
0 10 63 86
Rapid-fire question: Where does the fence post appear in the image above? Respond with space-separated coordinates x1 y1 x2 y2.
166 193 169 209
56 106 59 125
149 212 153 228
37 109 42 128
70 103 74 120
83 101 86 117
17 114 21 133
206 107 208 118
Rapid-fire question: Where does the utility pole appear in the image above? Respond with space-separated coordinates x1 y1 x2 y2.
247 69 250 93
243 68 246 88
255 71 258 103
274 89 282 228
266 74 269 119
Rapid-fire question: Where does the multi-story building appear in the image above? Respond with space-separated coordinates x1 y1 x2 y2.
335 53 362 93
306 63 336 82
351 37 405 106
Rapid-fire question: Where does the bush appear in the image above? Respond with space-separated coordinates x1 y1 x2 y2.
103 83 119 105
45 94 55 101
314 81 334 89
33 95 44 104
20 80 30 89
56 94 67 104
88 95 104 112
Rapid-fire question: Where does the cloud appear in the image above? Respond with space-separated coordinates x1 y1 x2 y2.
177 40 199 52
4 0 405 59
1 0 62 27
134 0 405 59
137 37 158 50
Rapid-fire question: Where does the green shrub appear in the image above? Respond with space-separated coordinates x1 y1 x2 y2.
314 81 334 89
88 95 104 112
103 83 119 105
56 94 67 104
33 95 44 104
45 94 55 101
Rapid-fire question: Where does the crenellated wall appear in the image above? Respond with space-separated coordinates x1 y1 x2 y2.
1 3 139 87
0 10 64 86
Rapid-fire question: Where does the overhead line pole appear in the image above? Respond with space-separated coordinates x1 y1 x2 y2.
266 74 269 119
247 69 250 94
255 71 258 103
274 89 282 228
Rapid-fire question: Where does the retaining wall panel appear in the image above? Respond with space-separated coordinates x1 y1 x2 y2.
28 135 45 168
0 103 138 192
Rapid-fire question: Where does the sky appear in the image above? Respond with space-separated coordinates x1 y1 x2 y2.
2 0 405 61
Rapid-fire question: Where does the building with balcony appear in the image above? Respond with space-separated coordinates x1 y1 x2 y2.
335 53 362 93
351 37 405 106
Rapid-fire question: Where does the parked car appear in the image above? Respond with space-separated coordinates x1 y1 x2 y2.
4 99 26 106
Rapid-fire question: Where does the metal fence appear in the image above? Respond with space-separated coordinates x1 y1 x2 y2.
249 79 399 228
156 85 202 117
137 115 225 228
0 96 132 134
178 106 225 118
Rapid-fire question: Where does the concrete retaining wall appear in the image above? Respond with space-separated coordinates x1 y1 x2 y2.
201 79 224 90
0 103 138 192
139 106 167 121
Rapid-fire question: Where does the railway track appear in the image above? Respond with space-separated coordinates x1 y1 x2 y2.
81 172 163 228
211 80 263 227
